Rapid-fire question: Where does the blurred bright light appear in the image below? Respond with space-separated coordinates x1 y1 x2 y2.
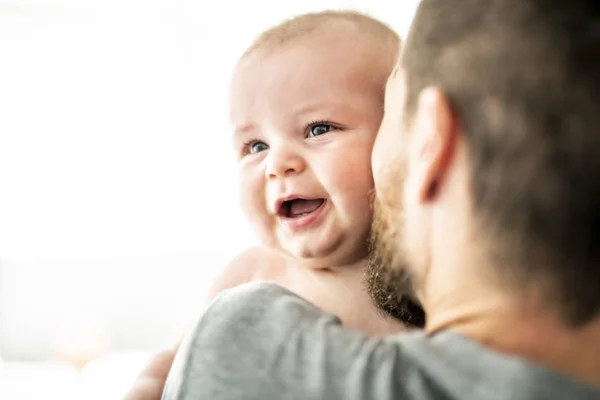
0 0 419 398
0 361 81 400
80 351 154 400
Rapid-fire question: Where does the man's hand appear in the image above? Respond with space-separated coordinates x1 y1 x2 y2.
121 348 176 400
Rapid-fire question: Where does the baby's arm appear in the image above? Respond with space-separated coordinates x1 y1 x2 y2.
204 245 285 305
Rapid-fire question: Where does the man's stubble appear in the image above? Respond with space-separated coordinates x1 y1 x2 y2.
366 160 426 328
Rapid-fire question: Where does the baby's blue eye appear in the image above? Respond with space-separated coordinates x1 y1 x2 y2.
250 141 268 154
308 124 334 137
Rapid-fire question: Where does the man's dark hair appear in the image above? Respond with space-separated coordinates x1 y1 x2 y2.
402 0 600 326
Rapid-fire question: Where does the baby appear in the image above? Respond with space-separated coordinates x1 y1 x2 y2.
208 11 420 335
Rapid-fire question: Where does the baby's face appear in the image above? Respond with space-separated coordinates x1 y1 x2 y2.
230 32 391 267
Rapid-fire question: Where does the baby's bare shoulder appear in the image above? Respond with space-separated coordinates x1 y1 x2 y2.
205 246 288 303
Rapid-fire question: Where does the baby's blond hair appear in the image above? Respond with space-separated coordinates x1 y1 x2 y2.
242 10 400 60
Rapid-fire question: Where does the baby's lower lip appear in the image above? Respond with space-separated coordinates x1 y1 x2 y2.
279 198 325 218
278 199 327 229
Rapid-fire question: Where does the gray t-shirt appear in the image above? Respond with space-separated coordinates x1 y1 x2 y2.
162 282 600 400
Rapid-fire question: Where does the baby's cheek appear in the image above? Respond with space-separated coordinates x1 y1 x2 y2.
328 149 375 228
238 172 265 222
330 148 374 193
238 170 279 246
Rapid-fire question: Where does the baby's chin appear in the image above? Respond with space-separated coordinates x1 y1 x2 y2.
254 222 368 268
280 242 369 271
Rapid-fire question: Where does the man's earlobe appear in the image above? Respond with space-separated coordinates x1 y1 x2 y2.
412 88 456 203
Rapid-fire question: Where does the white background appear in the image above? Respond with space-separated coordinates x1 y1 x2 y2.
0 0 418 398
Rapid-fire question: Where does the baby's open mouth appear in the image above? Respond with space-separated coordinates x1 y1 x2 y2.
278 198 325 218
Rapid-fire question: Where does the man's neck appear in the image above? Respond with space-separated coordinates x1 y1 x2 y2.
425 281 600 389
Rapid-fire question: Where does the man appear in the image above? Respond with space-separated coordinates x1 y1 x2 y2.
123 0 600 398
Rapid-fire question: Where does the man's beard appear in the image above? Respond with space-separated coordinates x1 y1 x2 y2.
366 170 426 328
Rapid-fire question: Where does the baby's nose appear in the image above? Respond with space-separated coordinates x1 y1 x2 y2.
265 147 306 178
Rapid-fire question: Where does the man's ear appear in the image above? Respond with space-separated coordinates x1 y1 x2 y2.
409 88 457 203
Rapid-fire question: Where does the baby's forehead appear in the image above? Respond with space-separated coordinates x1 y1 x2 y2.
230 15 399 130
237 13 399 78
233 30 397 93
242 11 399 57
230 44 390 125
247 25 395 64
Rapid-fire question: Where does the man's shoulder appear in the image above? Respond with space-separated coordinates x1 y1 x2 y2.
167 288 600 400
166 283 424 400
214 281 296 304
210 281 332 328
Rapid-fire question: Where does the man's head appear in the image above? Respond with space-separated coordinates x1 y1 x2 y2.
371 0 600 327
230 11 399 268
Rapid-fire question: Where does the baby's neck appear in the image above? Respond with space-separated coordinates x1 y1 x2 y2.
291 253 368 273
283 256 409 336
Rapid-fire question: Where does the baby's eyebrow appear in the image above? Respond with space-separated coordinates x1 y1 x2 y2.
292 101 363 118
292 101 332 116
232 122 256 139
